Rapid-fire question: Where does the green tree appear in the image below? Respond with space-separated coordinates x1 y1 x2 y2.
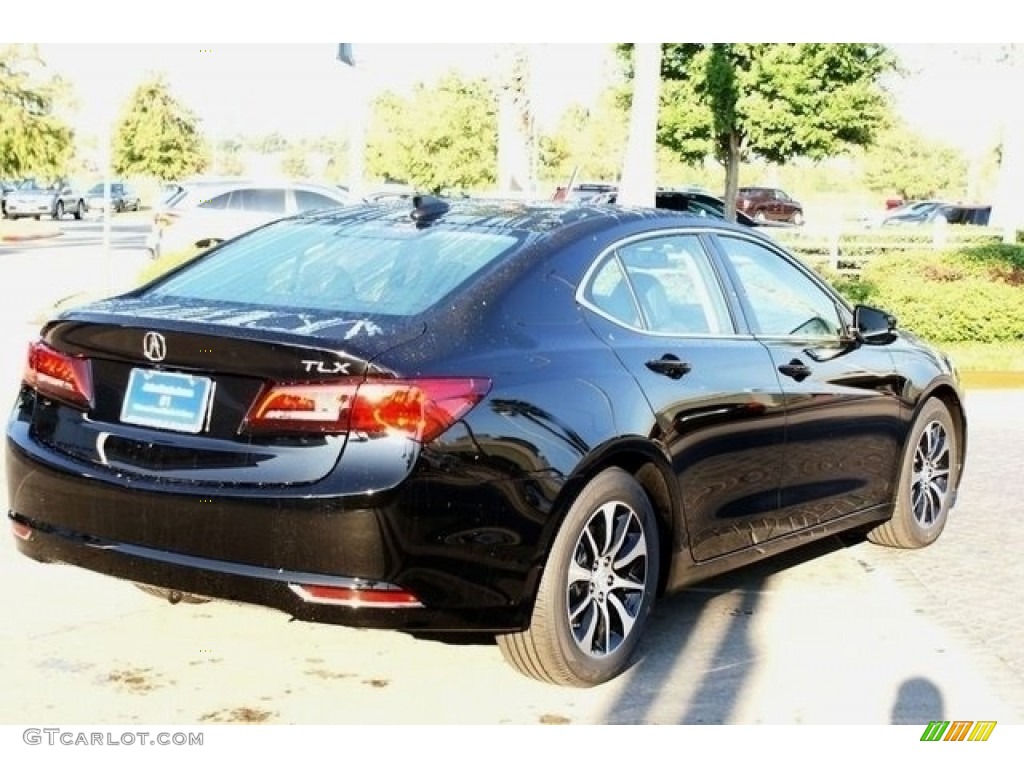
250 132 288 154
366 72 498 193
0 44 75 178
622 44 896 218
861 121 969 200
281 145 309 178
112 74 209 181
539 89 629 183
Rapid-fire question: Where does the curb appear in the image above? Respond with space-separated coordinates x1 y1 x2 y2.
0 230 63 243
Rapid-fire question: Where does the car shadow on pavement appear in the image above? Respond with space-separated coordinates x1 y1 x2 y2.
600 535 854 724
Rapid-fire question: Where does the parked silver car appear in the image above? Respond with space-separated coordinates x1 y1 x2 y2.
4 179 87 221
146 178 353 258
84 182 141 215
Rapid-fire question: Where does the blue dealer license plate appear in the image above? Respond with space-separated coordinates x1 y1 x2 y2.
120 369 213 434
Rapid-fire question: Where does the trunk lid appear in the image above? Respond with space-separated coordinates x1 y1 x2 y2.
28 297 425 487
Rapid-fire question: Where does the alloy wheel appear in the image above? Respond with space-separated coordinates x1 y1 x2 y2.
566 500 650 658
911 420 951 528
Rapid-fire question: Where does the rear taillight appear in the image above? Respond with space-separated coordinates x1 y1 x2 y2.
242 377 491 441
23 341 93 409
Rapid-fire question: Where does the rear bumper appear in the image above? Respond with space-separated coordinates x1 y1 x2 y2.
5 429 541 633
10 515 518 631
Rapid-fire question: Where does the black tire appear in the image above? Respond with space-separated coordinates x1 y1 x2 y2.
134 583 211 604
53 201 64 220
497 467 660 687
868 398 958 549
73 200 84 220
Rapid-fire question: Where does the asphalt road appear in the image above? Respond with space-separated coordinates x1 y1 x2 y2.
1 223 1022 725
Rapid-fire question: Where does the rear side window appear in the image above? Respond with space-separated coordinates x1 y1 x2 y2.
295 190 344 212
147 219 523 316
585 234 732 335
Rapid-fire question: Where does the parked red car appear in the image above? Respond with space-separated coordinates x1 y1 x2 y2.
736 187 804 225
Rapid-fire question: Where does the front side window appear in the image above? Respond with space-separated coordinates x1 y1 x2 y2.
198 192 230 210
716 235 843 337
237 188 287 213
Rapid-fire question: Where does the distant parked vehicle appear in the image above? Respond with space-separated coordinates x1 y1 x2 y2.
4 179 86 221
879 200 945 226
146 178 353 258
591 188 762 227
552 182 618 203
736 186 804 225
883 201 991 227
84 182 141 214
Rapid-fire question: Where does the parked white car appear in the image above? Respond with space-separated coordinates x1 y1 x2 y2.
146 179 352 258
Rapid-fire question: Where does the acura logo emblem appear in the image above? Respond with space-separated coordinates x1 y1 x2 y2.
143 331 167 362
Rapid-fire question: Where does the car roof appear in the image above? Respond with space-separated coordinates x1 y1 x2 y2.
295 196 757 242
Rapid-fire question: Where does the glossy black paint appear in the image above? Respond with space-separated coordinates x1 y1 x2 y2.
7 200 966 633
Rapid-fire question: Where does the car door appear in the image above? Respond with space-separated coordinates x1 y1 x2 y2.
581 231 789 562
712 233 903 530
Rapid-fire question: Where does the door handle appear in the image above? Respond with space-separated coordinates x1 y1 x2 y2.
778 358 812 382
646 355 691 380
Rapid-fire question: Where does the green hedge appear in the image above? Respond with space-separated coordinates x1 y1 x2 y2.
822 244 1024 344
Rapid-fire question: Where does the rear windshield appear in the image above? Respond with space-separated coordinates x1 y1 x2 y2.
147 218 523 316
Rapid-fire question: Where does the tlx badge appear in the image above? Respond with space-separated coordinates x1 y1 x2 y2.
301 360 351 374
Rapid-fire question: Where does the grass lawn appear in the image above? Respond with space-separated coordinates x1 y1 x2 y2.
941 342 1024 389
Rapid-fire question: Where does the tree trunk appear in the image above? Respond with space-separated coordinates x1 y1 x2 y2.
723 132 741 221
618 44 662 207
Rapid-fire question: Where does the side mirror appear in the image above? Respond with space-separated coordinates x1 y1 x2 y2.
852 305 897 344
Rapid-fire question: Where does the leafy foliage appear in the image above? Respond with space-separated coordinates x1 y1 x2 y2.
0 44 75 178
861 120 969 200
366 72 498 193
280 145 309 178
620 44 896 216
827 245 1024 343
538 89 629 183
112 75 209 181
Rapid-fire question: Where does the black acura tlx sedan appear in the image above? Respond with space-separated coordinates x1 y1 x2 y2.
7 196 966 687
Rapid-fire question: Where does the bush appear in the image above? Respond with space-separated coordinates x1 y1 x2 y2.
835 245 1024 344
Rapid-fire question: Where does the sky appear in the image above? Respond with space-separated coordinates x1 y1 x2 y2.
35 43 616 142
0 0 1011 162
26 41 1017 158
